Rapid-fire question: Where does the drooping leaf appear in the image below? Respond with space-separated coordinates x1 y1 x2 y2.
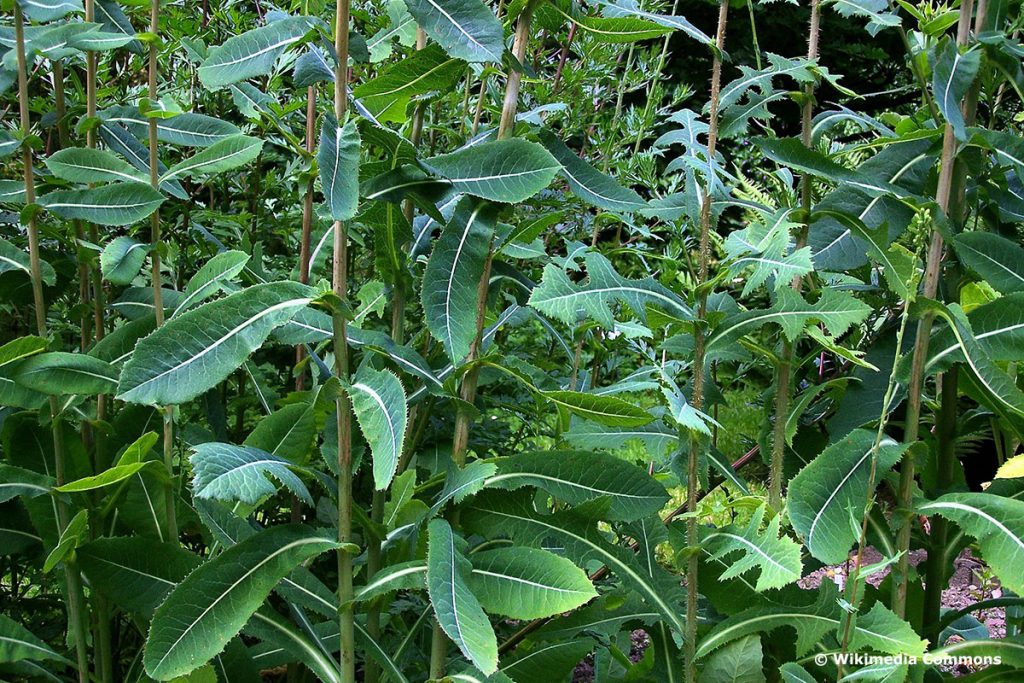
788 429 909 563
318 114 361 222
348 365 407 490
144 524 338 680
0 464 53 504
931 39 981 141
353 560 428 602
13 352 118 396
352 44 464 123
427 519 499 674
483 450 668 521
467 547 597 619
538 128 646 212
117 282 312 405
917 492 1024 595
529 251 692 328
190 442 313 506
423 140 561 203
422 198 498 364
404 0 504 63
161 135 263 182
197 16 317 88
953 232 1024 294
0 614 64 664
45 147 147 184
0 238 56 285
100 236 149 285
37 182 164 226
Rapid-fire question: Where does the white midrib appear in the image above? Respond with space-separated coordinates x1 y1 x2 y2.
920 500 1024 553
559 161 642 210
162 142 256 182
958 241 1024 287
422 0 495 57
442 204 485 356
153 537 326 670
122 298 309 396
537 284 686 315
54 161 143 183
471 568 594 595
204 35 302 71
484 472 655 501
703 531 791 574
356 564 426 599
928 321 1024 370
351 381 401 463
806 446 872 550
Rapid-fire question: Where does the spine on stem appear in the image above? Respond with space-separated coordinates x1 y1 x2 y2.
685 3 729 681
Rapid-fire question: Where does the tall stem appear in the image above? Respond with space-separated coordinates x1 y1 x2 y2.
768 0 820 512
685 3 728 682
892 0 976 617
332 0 356 678
631 0 682 156
923 367 958 637
296 85 317 392
14 8 90 681
146 0 178 543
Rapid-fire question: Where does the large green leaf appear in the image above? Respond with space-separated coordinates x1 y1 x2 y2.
0 238 55 285
467 547 596 619
100 107 241 147
173 250 250 316
100 236 149 285
348 365 407 490
757 136 909 197
190 442 313 506
318 114 361 222
926 294 1024 375
424 140 561 203
538 129 645 212
0 464 53 504
352 44 464 123
788 429 909 563
117 282 312 405
0 614 64 665
422 197 498 364
917 492 1024 595
197 16 317 88
144 524 338 680
427 519 499 674
13 352 118 396
529 251 691 328
463 491 687 635
77 536 201 617
404 0 503 63
552 6 673 44
539 390 653 428
953 232 1024 294
483 450 668 521
45 147 147 184
161 135 263 182
932 39 981 141
700 635 765 683
701 505 802 591
18 0 82 22
37 182 164 226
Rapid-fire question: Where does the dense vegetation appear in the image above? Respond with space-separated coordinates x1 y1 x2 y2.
2 0 1024 680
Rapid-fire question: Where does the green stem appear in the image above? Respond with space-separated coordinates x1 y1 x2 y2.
923 366 958 640
14 8 90 682
631 0 682 156
892 0 977 618
747 0 762 70
685 3 729 681
332 0 356 678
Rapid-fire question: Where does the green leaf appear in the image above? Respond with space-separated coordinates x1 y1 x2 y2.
553 7 673 44
77 537 201 617
926 294 1024 375
0 238 56 285
468 547 597 619
318 114 361 222
43 509 88 573
18 0 82 22
848 601 928 657
56 461 154 493
173 250 250 316
0 613 64 664
422 198 497 364
723 209 814 296
404 0 504 63
700 635 765 683
932 40 981 141
427 518 499 674
353 560 427 602
529 251 692 328
161 135 263 182
367 0 418 62
348 365 407 490
593 0 712 45
144 524 338 680
917 492 1024 595
0 180 27 204
953 232 1024 294
829 0 901 37
353 44 464 123
98 121 188 199
708 288 871 351
100 107 242 147
0 132 17 159
756 137 908 197
38 182 164 226
100 236 149 285
0 336 47 370
190 442 313 506
463 491 687 635
197 16 317 88
564 420 678 458
424 140 561 203
539 390 653 428
117 282 312 405
538 129 645 212
788 429 909 563
45 147 147 184
701 505 803 591
0 464 53 504
13 352 119 395
484 450 668 521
